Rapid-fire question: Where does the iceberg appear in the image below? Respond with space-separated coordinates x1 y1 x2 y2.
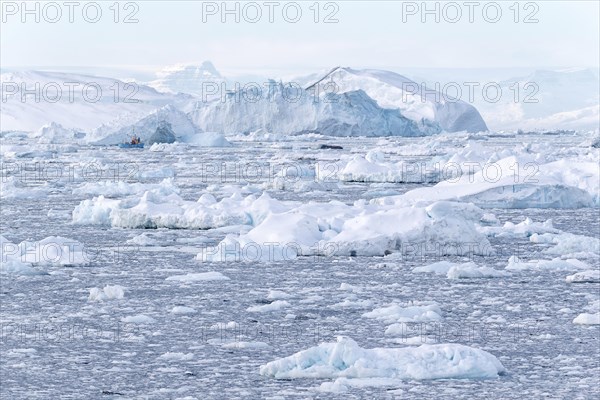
374 157 599 209
313 67 488 133
259 336 505 380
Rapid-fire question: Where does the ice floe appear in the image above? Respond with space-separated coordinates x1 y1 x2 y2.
88 285 125 301
259 336 505 381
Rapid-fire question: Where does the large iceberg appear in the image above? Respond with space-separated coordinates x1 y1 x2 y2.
92 105 196 145
314 67 488 133
199 200 492 261
373 157 599 209
189 83 438 137
259 336 505 380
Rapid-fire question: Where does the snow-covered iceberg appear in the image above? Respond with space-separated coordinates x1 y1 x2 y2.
314 67 488 133
92 105 197 145
72 190 270 229
198 200 492 261
565 270 600 283
259 336 505 380
189 83 438 137
374 157 599 208
1 235 91 275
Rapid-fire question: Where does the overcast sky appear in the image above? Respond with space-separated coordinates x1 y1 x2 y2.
2 0 598 75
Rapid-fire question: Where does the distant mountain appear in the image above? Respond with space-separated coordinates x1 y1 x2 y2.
147 61 226 96
0 70 190 132
476 68 599 131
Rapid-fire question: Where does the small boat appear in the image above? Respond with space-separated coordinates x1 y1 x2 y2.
119 128 144 148
118 143 144 149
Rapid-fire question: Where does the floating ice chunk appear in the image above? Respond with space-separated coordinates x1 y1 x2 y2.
0 259 47 276
0 176 51 200
88 285 125 301
573 299 600 325
412 261 458 275
363 303 442 324
2 236 91 267
165 272 230 282
139 166 176 180
374 157 599 209
530 232 600 257
221 341 270 349
330 298 374 310
171 306 197 314
247 300 290 313
447 263 510 279
72 191 286 229
339 283 361 292
201 200 491 261
32 122 86 144
158 352 194 361
259 336 505 380
506 256 589 271
1 237 43 275
573 313 600 325
122 315 156 324
126 232 165 247
267 290 292 300
197 235 299 262
481 218 558 238
565 270 600 283
72 178 179 198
